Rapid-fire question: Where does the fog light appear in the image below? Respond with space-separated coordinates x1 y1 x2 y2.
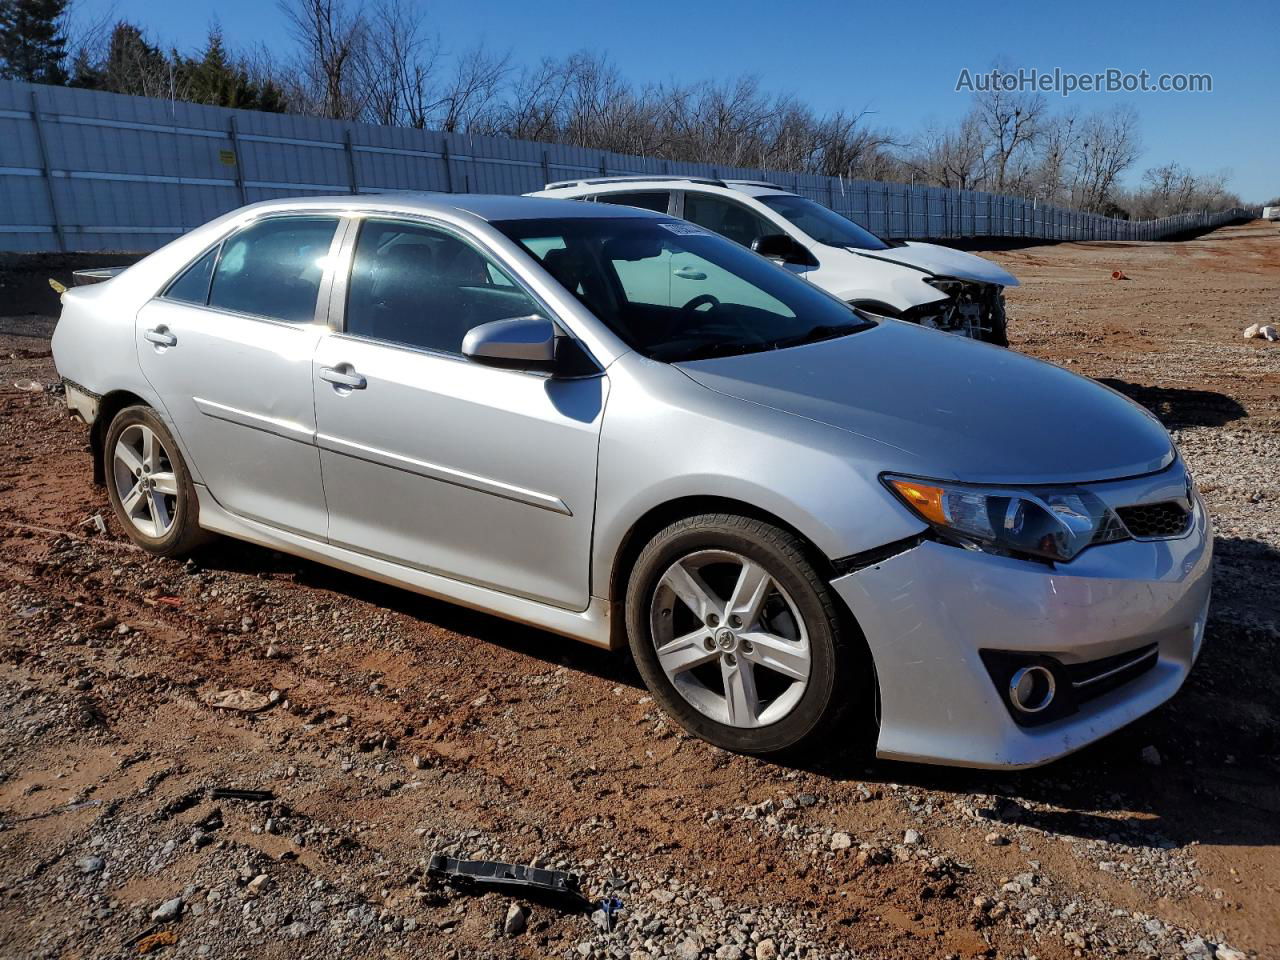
1008 665 1056 714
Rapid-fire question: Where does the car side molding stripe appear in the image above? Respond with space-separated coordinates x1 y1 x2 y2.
192 397 316 445
315 432 572 516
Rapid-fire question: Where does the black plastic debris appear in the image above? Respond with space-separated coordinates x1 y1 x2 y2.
210 788 275 802
427 855 592 912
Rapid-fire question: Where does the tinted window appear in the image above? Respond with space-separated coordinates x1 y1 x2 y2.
209 217 339 323
682 194 779 248
595 191 670 213
496 217 873 363
758 194 889 250
345 219 539 355
164 246 218 304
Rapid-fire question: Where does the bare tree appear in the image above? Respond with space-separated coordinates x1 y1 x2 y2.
352 0 438 127
906 116 987 190
434 42 508 133
278 0 366 119
1067 105 1141 213
971 76 1046 192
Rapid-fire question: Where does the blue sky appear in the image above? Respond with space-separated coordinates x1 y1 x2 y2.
73 0 1280 201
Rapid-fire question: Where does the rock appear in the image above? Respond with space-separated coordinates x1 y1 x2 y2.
675 938 702 960
1215 948 1246 960
972 896 994 912
503 902 527 937
1243 323 1261 339
985 832 1009 846
412 754 429 770
795 794 817 807
76 856 104 874
1064 931 1087 949
829 832 853 851
1140 745 1162 766
204 689 273 713
247 874 271 897
715 947 744 960
150 897 183 922
755 940 778 960
284 921 310 938
903 829 922 845
1181 938 1214 960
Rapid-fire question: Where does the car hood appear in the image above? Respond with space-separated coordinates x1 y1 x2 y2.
856 242 1019 288
677 321 1172 485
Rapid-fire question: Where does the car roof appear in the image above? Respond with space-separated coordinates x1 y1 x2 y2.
228 192 672 222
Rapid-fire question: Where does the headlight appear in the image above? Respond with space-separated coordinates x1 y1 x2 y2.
922 277 970 297
884 475 1128 563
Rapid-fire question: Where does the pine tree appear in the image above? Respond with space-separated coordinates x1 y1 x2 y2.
101 22 168 97
0 0 70 84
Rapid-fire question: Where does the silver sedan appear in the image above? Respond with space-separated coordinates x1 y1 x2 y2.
51 194 1212 767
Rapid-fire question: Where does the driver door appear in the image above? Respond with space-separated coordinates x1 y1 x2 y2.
312 217 606 611
678 191 810 278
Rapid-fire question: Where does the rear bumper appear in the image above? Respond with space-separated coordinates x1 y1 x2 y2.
63 378 100 424
831 493 1212 768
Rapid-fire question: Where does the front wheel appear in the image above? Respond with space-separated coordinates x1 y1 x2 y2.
103 405 208 556
625 513 872 757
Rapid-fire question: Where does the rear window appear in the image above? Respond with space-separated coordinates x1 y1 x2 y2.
163 246 219 304
593 191 670 213
208 216 339 323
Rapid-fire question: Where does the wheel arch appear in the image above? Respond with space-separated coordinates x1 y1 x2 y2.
606 494 843 650
90 390 151 485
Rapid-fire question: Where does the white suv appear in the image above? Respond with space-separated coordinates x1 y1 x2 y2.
529 177 1019 345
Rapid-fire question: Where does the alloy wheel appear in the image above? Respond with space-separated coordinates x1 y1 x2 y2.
112 423 179 539
649 549 811 728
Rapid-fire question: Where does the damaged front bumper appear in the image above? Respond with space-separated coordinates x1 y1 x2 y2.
830 490 1212 769
902 280 1007 340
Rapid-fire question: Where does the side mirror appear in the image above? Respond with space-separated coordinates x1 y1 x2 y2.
751 233 816 266
462 315 558 372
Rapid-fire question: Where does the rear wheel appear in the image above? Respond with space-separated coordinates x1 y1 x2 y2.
103 405 207 556
625 513 871 756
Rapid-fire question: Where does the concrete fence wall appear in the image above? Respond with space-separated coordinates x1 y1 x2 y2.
0 79 1257 253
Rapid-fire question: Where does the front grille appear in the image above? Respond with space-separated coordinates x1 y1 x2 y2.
1116 501 1191 539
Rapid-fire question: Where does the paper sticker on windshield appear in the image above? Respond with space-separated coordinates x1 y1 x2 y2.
658 221 710 236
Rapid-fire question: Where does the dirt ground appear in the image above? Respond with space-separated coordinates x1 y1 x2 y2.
0 221 1277 960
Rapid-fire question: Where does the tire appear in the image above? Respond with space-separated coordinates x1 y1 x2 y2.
102 405 208 556
624 513 872 757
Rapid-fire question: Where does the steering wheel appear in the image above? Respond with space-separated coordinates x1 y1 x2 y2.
679 294 721 324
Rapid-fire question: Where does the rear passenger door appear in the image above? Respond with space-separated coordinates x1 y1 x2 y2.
135 215 341 538
311 217 606 611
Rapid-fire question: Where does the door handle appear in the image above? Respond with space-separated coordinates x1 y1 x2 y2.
673 266 707 280
319 365 367 390
143 327 177 347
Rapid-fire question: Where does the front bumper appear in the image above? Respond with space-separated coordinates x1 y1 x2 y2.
831 490 1212 769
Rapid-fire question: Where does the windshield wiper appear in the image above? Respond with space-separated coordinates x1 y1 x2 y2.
767 321 873 350
671 341 769 362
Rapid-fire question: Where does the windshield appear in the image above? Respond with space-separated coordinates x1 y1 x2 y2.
758 194 890 251
493 217 874 363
